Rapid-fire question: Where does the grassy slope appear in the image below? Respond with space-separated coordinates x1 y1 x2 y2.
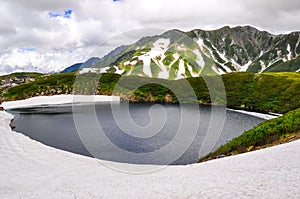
199 72 300 161
0 72 43 101
3 72 300 113
264 56 300 72
222 72 300 113
200 108 300 162
0 72 42 81
2 73 76 100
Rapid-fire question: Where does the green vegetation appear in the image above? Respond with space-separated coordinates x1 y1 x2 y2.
162 53 174 66
297 42 300 55
0 72 42 80
214 62 227 73
200 108 300 162
203 39 214 50
224 62 236 71
3 72 300 114
169 60 180 79
223 72 300 113
0 72 43 101
265 56 300 72
183 61 192 78
150 60 161 78
132 48 151 57
3 73 75 100
247 61 262 73
131 61 144 76
212 50 226 64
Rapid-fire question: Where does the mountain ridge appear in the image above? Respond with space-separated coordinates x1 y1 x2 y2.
61 57 100 73
65 25 300 79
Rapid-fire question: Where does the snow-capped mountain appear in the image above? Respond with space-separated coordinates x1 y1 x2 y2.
78 26 300 79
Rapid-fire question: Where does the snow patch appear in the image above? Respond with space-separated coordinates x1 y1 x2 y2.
0 105 299 197
222 64 232 73
259 51 264 57
1 95 120 109
230 58 241 70
192 49 205 67
130 60 137 65
137 38 171 78
196 38 205 52
227 108 281 120
198 40 230 73
139 55 152 77
153 38 170 50
187 64 199 77
113 66 124 75
287 44 292 60
100 66 110 73
175 59 186 80
196 38 211 58
212 65 225 75
156 54 170 79
260 60 266 72
240 60 253 72
277 50 282 57
124 61 130 65
296 36 300 56
173 53 180 60
79 66 117 74
79 68 99 74
158 70 169 79
217 51 228 63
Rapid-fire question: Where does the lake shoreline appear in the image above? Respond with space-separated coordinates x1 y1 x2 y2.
226 108 281 120
1 94 120 110
0 109 299 197
1 95 280 121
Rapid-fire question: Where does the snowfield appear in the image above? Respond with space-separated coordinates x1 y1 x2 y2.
1 95 120 110
227 108 281 120
0 96 299 198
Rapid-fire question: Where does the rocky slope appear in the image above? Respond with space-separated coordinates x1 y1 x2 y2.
74 26 300 79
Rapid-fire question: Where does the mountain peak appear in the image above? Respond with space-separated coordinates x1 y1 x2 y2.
73 26 300 78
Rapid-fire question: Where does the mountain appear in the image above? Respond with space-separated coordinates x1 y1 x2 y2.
78 26 300 79
61 63 82 73
61 57 100 73
80 57 100 68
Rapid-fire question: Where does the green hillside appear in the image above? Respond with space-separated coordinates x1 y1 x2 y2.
200 107 300 162
2 72 300 114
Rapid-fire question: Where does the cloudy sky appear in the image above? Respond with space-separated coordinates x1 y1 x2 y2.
0 0 300 75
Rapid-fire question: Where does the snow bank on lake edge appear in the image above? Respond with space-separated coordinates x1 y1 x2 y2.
1 95 120 109
1 95 279 121
0 111 299 198
227 108 281 120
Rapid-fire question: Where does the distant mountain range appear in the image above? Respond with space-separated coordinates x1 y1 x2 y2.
62 26 300 79
61 57 100 73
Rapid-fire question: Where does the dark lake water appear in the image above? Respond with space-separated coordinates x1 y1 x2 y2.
8 102 264 165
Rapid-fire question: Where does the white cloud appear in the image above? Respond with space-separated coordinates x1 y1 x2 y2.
0 0 300 75
0 48 93 75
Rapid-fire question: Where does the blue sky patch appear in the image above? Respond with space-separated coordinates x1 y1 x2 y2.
64 10 73 19
49 9 73 19
18 47 37 52
49 12 60 18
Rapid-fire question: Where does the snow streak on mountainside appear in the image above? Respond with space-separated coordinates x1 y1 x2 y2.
74 26 300 79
